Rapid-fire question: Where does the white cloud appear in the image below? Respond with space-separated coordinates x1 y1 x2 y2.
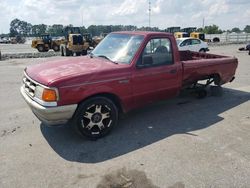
208 0 229 16
0 0 250 33
112 0 141 16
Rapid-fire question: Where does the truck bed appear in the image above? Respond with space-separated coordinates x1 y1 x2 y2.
180 51 238 87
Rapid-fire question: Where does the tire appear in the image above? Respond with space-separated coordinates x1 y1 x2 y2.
196 89 207 99
37 45 45 52
65 47 71 56
72 97 118 140
61 47 64 56
82 50 87 56
199 49 206 53
53 45 60 52
76 52 82 56
213 37 220 43
210 86 223 97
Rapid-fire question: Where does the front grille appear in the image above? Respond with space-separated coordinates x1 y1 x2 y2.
23 75 37 98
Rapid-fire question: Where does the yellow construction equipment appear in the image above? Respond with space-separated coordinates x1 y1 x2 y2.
174 32 189 38
60 27 102 56
190 32 205 41
31 34 64 52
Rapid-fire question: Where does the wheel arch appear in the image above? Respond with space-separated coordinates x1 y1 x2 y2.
78 92 125 114
211 73 221 85
199 48 206 52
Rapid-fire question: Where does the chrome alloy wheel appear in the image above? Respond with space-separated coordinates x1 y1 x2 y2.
81 104 112 135
73 97 118 139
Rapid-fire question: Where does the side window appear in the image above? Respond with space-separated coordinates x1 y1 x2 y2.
192 39 201 45
139 38 173 66
181 39 191 46
186 39 192 45
180 41 186 47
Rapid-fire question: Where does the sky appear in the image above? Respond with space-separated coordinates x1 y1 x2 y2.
0 0 250 33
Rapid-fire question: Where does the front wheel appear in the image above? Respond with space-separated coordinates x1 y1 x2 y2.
64 47 71 56
53 45 60 52
72 97 118 139
61 47 64 56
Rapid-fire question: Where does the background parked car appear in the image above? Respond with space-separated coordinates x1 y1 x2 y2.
238 43 250 55
176 38 209 52
0 37 10 44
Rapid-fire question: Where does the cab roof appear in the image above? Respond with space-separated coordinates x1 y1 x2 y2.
111 31 173 37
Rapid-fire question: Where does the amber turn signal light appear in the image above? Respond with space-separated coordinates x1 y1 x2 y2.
42 89 57 102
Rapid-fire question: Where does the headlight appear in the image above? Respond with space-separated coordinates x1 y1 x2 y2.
35 86 43 99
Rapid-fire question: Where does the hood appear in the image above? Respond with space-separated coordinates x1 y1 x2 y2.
25 56 122 86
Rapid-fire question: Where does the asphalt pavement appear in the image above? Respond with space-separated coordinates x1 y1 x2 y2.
0 44 249 188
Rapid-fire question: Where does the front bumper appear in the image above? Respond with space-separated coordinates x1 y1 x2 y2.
20 86 77 125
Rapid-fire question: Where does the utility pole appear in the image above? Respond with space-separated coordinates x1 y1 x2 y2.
202 18 205 29
81 12 83 26
148 0 151 29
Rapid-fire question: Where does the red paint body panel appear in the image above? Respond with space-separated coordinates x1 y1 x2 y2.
25 32 238 113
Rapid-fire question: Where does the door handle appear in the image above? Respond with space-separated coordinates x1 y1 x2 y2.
169 69 177 74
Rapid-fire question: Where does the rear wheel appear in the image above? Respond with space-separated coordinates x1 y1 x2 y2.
37 45 45 52
82 50 87 55
199 49 206 53
76 52 82 56
213 37 220 43
73 97 118 140
64 47 71 56
210 86 223 97
196 89 207 99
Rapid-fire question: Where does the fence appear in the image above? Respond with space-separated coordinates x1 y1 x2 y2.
206 33 250 43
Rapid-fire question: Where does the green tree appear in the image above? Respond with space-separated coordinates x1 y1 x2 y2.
31 24 47 36
196 28 204 32
243 25 250 33
9 18 21 37
231 27 241 33
80 26 88 34
9 18 32 36
47 24 64 36
203 25 223 34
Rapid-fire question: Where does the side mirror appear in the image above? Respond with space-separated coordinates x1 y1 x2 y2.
136 55 153 68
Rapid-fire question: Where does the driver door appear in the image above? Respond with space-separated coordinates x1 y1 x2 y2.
132 37 181 108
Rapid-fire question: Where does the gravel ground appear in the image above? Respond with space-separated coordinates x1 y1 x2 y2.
0 44 38 54
0 44 249 188
0 44 60 60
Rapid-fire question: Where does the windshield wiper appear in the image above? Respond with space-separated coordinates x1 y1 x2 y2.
97 55 118 64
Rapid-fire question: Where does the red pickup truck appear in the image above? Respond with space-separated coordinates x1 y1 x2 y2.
21 31 238 139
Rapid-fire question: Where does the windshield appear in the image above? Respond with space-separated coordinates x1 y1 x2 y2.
91 33 144 64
